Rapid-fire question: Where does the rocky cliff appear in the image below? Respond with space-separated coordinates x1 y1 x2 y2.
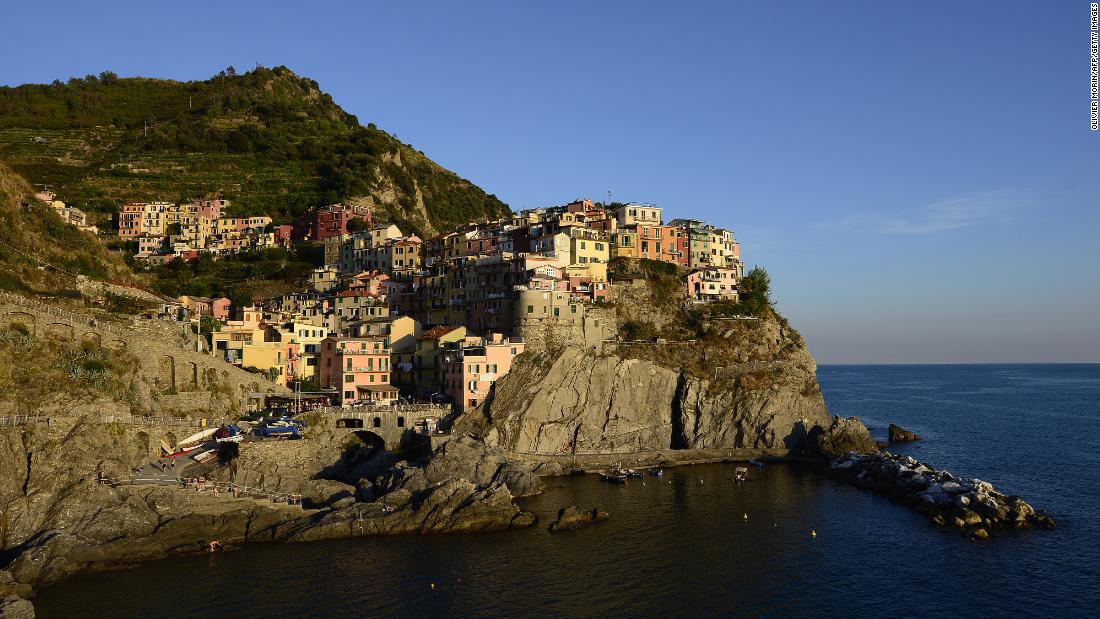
464 303 840 458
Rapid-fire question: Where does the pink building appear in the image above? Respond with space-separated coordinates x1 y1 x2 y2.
210 297 232 320
349 270 390 296
686 268 739 302
319 337 397 406
441 333 525 411
192 199 226 220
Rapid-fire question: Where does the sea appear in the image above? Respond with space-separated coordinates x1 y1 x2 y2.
34 364 1100 618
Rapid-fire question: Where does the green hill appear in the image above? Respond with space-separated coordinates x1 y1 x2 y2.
0 162 135 294
0 66 510 235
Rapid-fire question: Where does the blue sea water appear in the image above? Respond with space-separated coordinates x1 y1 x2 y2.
33 364 1100 618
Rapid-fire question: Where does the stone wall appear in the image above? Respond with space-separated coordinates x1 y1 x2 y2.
517 304 616 357
0 293 289 416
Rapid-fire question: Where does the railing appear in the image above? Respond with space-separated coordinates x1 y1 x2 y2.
0 415 51 427
316 404 449 416
102 415 230 428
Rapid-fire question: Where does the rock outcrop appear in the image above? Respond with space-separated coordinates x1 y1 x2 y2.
0 419 537 590
466 319 836 457
888 424 920 443
816 416 881 459
548 506 609 532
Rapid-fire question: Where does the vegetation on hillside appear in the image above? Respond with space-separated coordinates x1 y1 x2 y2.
0 66 510 234
0 162 135 294
611 258 785 343
0 323 140 412
141 247 323 305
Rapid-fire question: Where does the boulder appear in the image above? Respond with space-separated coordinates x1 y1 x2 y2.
888 424 920 443
0 595 34 619
816 416 879 459
548 506 610 532
420 436 544 497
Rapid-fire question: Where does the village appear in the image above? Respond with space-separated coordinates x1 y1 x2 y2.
35 192 745 415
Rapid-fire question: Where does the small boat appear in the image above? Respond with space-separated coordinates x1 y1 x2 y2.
625 469 643 479
569 468 586 476
649 469 664 477
734 467 750 483
749 459 765 469
600 472 628 484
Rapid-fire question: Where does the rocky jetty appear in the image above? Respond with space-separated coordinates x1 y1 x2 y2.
888 424 920 443
827 451 1055 538
548 506 609 532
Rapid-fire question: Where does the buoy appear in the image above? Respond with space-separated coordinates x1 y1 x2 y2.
811 529 817 538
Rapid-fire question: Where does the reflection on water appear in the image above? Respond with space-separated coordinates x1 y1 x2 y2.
34 364 1100 618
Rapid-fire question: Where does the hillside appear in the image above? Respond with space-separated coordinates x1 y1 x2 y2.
0 66 510 235
0 162 135 294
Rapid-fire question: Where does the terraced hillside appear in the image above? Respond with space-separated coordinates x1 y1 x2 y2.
0 162 136 294
0 66 510 235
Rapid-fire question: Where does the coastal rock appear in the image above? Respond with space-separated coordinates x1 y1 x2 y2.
420 436 544 497
888 424 920 443
0 595 35 619
302 479 356 508
548 506 610 532
816 416 879 459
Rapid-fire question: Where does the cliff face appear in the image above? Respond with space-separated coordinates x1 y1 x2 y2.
467 314 833 457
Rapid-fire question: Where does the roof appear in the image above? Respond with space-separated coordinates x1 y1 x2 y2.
417 325 463 341
335 290 383 298
357 384 400 392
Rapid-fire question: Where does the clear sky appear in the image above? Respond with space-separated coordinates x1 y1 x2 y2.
2 1 1098 363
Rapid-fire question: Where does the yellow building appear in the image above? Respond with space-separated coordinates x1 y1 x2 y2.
568 228 609 268
611 229 637 258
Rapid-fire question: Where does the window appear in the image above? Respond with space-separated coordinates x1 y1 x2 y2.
345 374 354 382
553 307 560 317
468 380 477 392
344 391 354 400
527 305 534 314
373 417 381 428
397 417 405 428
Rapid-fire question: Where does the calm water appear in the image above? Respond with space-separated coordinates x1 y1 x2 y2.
36 364 1100 618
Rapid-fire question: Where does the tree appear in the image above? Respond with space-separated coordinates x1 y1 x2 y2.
226 66 237 77
738 267 772 317
199 314 221 334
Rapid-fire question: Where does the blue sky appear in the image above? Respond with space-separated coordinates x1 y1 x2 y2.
2 1 1097 363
